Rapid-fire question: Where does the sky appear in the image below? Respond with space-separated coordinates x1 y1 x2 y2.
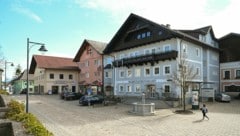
0 0 240 82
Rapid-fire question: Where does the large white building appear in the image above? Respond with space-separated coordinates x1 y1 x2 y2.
103 13 220 100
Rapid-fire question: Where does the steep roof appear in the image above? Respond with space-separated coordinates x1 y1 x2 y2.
29 55 79 74
73 39 107 62
104 13 219 54
179 26 217 40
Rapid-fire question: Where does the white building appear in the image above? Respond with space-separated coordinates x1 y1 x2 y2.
103 13 220 100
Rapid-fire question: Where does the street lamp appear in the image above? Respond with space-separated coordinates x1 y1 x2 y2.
26 38 47 113
4 61 14 91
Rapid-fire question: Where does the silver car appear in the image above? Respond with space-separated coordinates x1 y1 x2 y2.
215 93 231 102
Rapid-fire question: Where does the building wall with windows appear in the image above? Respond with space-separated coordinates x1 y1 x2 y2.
104 14 220 100
220 61 240 93
33 67 79 94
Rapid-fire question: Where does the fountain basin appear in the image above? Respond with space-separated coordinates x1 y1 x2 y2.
130 102 155 116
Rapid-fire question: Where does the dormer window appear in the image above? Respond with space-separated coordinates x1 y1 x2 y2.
136 31 152 40
87 48 92 55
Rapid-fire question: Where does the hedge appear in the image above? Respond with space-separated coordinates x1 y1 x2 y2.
5 100 53 136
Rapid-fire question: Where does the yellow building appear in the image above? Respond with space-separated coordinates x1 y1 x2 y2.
29 55 79 94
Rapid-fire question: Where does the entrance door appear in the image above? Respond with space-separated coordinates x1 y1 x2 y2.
52 86 59 94
147 85 156 98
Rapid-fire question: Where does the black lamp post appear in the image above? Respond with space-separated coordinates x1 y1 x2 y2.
26 38 47 113
4 61 14 91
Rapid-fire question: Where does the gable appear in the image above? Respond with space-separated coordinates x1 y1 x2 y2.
104 13 179 54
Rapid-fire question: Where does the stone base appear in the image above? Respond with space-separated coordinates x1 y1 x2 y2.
129 103 155 116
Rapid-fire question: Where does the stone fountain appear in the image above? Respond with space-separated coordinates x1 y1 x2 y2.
130 93 155 116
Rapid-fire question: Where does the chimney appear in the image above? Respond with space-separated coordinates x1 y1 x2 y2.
166 24 171 28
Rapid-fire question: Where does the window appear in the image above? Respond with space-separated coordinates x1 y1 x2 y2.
164 66 171 75
135 51 139 56
164 85 170 93
146 31 151 37
86 73 89 78
135 68 141 77
105 72 109 78
137 34 141 39
196 48 200 57
224 71 230 79
164 45 170 52
127 85 132 92
182 44 187 53
119 85 124 92
59 74 64 79
152 48 156 54
236 70 240 79
94 60 100 66
135 84 141 92
49 73 54 79
120 70 125 78
85 61 89 67
141 33 146 38
127 69 132 77
145 49 150 55
87 48 92 55
69 74 73 80
145 68 150 76
196 67 200 76
154 67 160 75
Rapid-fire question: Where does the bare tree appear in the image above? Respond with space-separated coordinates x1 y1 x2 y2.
171 54 198 111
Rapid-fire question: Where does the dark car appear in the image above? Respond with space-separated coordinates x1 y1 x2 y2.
61 91 83 100
79 95 104 105
215 93 231 102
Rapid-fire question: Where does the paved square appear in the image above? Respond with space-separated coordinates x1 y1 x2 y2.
7 95 240 136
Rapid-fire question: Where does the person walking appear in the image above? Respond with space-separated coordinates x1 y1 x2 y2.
200 104 209 120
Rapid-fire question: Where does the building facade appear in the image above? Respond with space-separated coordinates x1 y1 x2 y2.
219 33 240 94
29 55 79 94
103 14 220 99
73 39 107 95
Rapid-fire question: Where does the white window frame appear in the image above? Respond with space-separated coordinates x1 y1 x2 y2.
235 69 240 78
144 49 151 55
86 72 89 78
223 70 230 79
196 48 200 57
105 71 109 78
85 60 89 67
144 67 151 77
154 66 160 76
127 85 132 92
196 67 200 76
134 51 139 57
164 45 171 52
127 69 132 78
135 68 141 77
119 85 124 92
119 70 125 78
163 84 171 93
182 44 187 53
135 84 141 92
163 65 171 75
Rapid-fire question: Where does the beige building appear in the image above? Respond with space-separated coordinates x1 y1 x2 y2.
29 55 79 94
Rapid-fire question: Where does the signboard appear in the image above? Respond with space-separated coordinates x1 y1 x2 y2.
201 88 214 98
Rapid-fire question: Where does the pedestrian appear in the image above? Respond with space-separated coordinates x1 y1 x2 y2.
200 104 209 120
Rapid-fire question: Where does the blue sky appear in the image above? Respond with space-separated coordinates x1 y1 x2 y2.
1 0 240 81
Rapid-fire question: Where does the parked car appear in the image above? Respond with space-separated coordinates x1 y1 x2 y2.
215 93 231 102
60 91 83 100
79 95 104 105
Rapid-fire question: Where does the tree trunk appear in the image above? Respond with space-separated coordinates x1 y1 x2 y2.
183 89 186 111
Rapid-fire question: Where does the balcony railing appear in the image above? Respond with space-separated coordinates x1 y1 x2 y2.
113 50 178 67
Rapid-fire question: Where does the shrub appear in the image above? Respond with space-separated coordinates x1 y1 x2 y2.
5 100 53 136
0 90 9 95
5 100 24 119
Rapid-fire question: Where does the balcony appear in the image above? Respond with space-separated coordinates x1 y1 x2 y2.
113 50 178 67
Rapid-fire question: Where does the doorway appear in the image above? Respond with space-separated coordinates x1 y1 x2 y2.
146 85 156 98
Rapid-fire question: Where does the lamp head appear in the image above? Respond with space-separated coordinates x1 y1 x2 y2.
38 45 48 52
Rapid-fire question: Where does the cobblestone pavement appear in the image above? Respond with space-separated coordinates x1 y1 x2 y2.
9 95 240 136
